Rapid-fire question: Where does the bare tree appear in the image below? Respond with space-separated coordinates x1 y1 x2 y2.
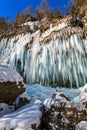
22 6 32 15
35 6 44 20
35 0 51 20
62 5 67 15
68 0 76 8
51 7 62 19
15 12 21 21
40 0 50 12
67 0 87 15
5 16 10 26
0 18 6 29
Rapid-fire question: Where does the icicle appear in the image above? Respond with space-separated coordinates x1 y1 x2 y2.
0 28 87 88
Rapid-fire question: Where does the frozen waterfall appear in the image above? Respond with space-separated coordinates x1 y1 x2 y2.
0 27 87 88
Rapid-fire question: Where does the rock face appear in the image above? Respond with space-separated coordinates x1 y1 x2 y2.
41 91 87 130
0 65 25 105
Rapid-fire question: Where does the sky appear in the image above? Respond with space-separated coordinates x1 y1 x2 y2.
0 0 69 20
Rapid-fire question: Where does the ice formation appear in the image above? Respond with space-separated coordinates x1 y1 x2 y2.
26 84 78 101
0 20 87 88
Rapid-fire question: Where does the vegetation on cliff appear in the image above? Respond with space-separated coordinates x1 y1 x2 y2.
0 0 86 31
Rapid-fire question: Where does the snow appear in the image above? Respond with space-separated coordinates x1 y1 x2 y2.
79 84 87 102
74 84 87 103
40 20 68 40
0 83 86 130
0 100 42 130
0 65 23 82
75 121 87 130
0 17 87 130
0 92 30 118
15 92 30 106
21 21 38 30
0 103 13 117
0 83 78 129
43 91 71 109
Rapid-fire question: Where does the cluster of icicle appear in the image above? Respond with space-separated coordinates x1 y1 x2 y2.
0 22 87 88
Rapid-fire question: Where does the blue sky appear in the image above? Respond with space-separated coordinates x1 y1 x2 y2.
0 0 69 20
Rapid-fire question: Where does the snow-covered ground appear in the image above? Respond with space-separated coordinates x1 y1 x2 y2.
0 100 42 130
0 83 87 130
0 103 14 117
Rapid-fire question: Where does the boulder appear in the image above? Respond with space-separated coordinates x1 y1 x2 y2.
0 65 25 105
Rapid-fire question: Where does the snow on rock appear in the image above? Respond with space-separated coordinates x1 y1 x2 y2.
0 64 23 82
14 92 30 110
74 84 87 104
73 84 87 113
0 65 25 106
43 91 70 109
75 121 87 130
21 21 39 30
0 100 42 130
79 84 87 102
15 92 30 107
40 20 68 41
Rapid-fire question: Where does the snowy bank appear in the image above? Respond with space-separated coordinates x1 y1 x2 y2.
0 100 42 130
